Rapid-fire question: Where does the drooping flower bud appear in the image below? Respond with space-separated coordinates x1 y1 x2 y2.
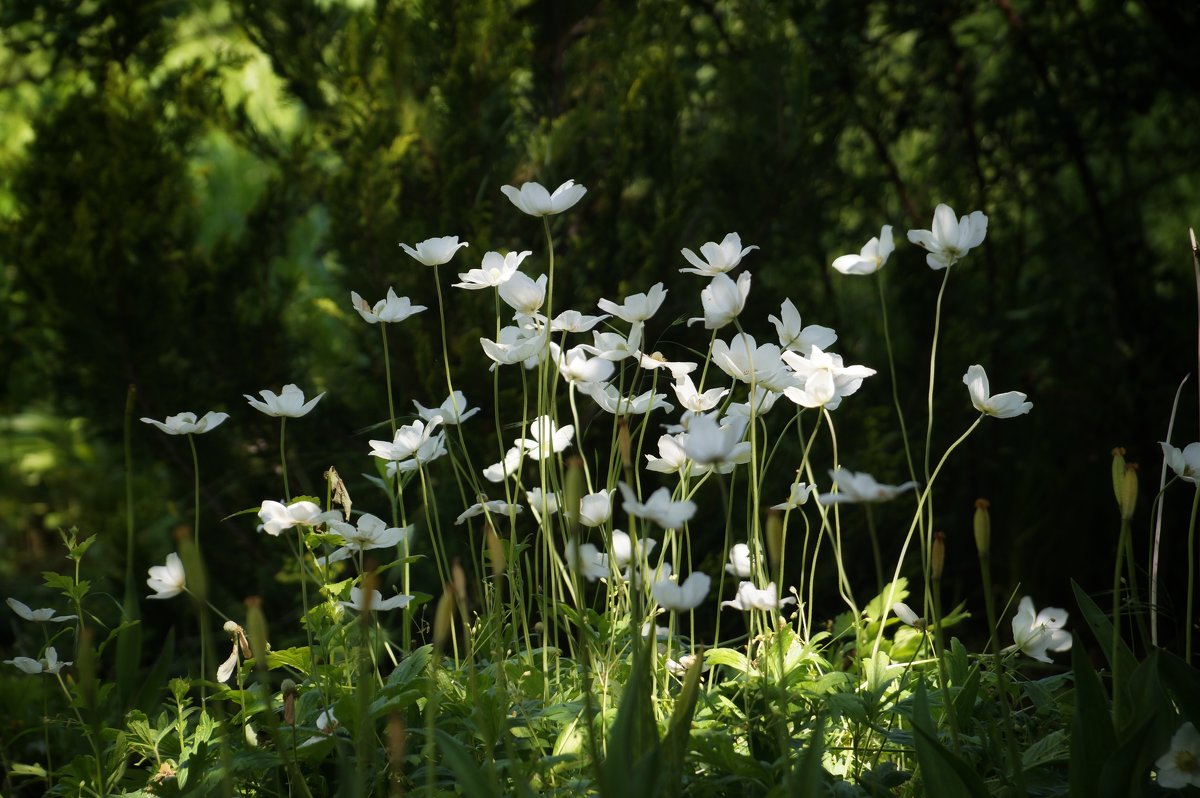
484 522 506 576
433 584 456 654
973 499 991 558
766 510 784 575
1120 463 1138 521
932 532 946 582
1111 447 1126 509
281 678 297 725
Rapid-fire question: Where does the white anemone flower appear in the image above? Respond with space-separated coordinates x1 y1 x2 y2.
413 391 480 425
771 481 814 510
1162 441 1200 484
454 250 531 289
578 490 614 528
339 586 413 612
498 271 548 316
350 288 427 323
768 299 837 353
369 418 444 462
1156 723 1200 789
501 180 587 217
652 572 711 611
482 446 524 483
618 483 696 530
140 411 229 435
725 543 752 578
722 581 796 611
645 433 692 475
299 709 340 748
565 540 610 582
680 233 759 277
480 324 549 370
725 387 783 419
610 530 656 569
671 374 728 413
781 346 875 410
711 333 795 391
597 283 668 324
258 499 332 536
525 488 560 522
818 468 917 505
586 382 673 416
517 416 574 460
1006 596 1071 663
244 384 324 418
683 413 750 467
583 324 643 361
831 225 895 275
6 598 77 623
146 552 186 599
907 204 988 270
399 236 469 266
638 351 698 380
963 365 1032 418
554 344 615 386
320 514 413 565
892 602 924 629
5 646 71 675
689 272 751 329
551 310 610 333
455 498 523 525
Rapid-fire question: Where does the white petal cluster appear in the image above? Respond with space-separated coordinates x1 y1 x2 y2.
597 283 667 324
368 419 447 474
140 411 229 435
413 391 480 425
1156 723 1200 789
768 299 837 353
781 347 874 410
1162 442 1200 484
689 272 751 330
1008 596 1071 663
350 288 426 323
619 483 696 530
5 646 71 675
454 251 530 290
501 180 587 217
963 365 1032 418
831 225 894 275
907 204 987 270
6 598 77 623
146 552 187 599
244 384 324 418
400 236 468 266
258 500 334 536
339 586 413 612
722 582 795 611
652 571 711 611
680 233 758 277
817 468 916 505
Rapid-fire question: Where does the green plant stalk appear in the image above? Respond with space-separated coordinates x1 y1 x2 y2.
187 432 209 710
381 324 398 435
978 552 1000 655
922 267 953 616
1187 486 1199 663
864 504 884 596
929 579 962 750
279 417 290 501
872 415 983 658
1112 520 1128 728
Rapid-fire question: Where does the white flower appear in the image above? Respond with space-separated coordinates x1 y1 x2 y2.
652 572 711 611
892 602 924 629
455 498 523 525
140 411 228 435
586 382 673 416
963 365 1032 419
771 481 814 510
400 236 469 266
369 419 444 462
610 530 656 568
711 333 795 391
525 488 560 522
413 391 480 425
722 581 795 611
244 384 324 418
5 598 77 623
597 283 667 324
907 204 988 270
1162 442 1200 484
320 514 412 565
689 272 751 329
217 621 253 683
645 433 692 475
5 646 71 675
1156 723 1200 789
551 310 610 333
578 490 613 528
258 500 332 536
518 416 574 460
831 226 895 275
638 351 698 380
339 586 413 612
554 344 615 386
146 552 186 599
350 288 426 323
498 271 548 316
683 413 750 467
680 233 759 277
482 446 524 483
671 374 728 413
619 482 696 530
1008 596 1071 663
565 540 610 582
501 180 587 217
454 250 530 290
299 708 341 748
768 299 837 353
480 324 549 370
781 347 875 410
724 387 783 419
725 543 751 577
818 468 917 505
665 653 709 676
582 324 643 361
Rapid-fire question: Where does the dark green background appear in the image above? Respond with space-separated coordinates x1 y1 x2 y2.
2 0 1198 651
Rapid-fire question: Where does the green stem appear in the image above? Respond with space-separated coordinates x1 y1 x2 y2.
922 267 953 615
279 417 290 502
1186 487 1199 663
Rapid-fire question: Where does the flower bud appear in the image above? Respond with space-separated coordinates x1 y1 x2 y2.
1120 463 1138 521
932 532 946 582
618 420 633 472
433 584 456 654
1111 447 1126 509
484 522 506 576
451 559 468 609
244 596 270 669
564 457 585 535
386 711 407 772
280 678 297 725
766 510 784 575
973 499 991 558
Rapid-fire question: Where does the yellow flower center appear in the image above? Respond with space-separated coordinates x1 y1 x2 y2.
1176 750 1198 773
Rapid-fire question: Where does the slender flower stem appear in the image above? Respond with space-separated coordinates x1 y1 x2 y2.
877 273 920 489
1187 487 1199 663
188 433 201 554
279 417 290 501
380 325 398 436
922 267 953 615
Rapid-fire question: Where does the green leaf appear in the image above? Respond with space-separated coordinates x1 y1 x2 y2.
436 729 504 798
1071 579 1136 677
10 763 48 778
261 646 311 674
704 647 750 673
386 644 432 690
909 683 990 798
1158 649 1200 722
600 634 662 798
1068 637 1116 797
662 654 704 797
789 712 826 798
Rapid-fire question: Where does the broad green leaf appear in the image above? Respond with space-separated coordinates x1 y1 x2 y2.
909 683 990 798
1069 637 1116 797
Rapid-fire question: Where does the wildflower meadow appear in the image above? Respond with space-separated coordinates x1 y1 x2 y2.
2 3 1200 797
